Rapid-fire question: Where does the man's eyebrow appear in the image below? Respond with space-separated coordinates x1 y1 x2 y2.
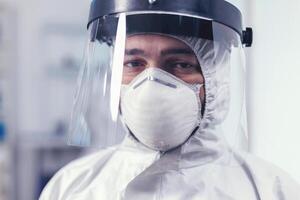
124 48 194 56
125 48 145 56
161 48 194 56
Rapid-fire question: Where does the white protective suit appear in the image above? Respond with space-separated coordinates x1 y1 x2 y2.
40 34 300 200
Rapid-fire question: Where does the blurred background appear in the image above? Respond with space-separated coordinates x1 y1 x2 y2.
0 0 299 199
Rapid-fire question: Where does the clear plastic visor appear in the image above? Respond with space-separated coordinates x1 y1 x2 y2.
68 12 248 150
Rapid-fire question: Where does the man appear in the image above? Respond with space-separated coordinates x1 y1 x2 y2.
40 0 300 199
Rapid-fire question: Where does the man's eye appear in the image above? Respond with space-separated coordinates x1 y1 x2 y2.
124 60 146 68
171 62 194 69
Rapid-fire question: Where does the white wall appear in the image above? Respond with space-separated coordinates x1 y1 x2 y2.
248 0 300 183
9 1 90 199
15 0 89 135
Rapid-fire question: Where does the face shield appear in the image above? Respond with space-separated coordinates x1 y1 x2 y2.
67 10 249 151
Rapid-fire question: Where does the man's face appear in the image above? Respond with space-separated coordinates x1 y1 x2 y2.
122 34 205 100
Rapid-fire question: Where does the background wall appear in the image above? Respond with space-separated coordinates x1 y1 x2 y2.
0 0 89 199
247 0 300 183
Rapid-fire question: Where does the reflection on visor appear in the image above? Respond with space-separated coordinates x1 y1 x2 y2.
110 13 126 121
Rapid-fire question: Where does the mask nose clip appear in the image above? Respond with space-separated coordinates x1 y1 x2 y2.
133 74 177 89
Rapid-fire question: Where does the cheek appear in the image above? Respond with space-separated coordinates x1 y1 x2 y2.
199 86 205 104
178 73 204 84
122 76 130 84
122 74 138 84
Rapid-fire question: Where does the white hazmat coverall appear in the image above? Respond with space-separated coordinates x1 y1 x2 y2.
40 35 300 200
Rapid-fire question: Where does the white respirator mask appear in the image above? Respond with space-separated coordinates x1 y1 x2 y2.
120 68 203 151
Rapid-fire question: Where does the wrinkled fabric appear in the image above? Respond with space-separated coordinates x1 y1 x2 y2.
40 36 300 199
39 135 300 200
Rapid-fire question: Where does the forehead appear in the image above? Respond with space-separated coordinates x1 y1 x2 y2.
125 34 191 50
